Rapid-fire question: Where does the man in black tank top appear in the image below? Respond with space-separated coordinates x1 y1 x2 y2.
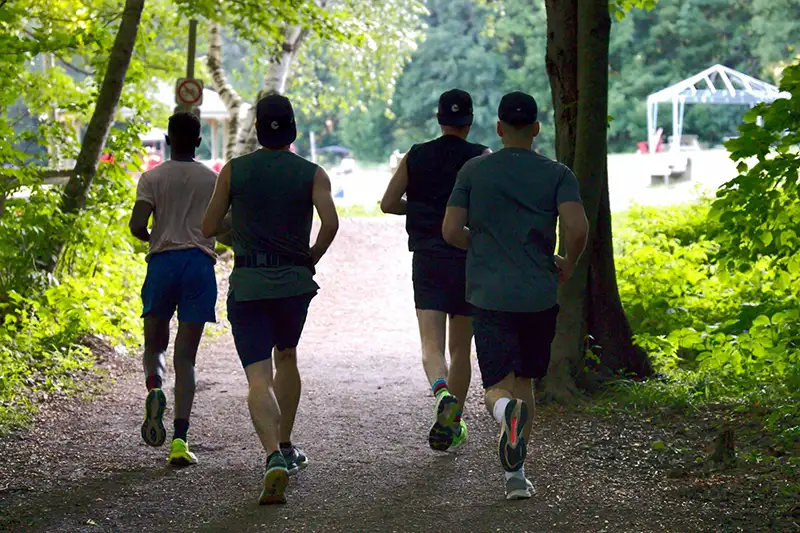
381 89 491 453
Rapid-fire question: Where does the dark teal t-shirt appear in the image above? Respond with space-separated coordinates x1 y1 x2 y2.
447 148 582 313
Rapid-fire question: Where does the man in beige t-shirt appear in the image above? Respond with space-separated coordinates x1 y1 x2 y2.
128 112 218 467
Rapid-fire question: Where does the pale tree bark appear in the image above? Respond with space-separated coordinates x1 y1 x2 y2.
541 0 650 403
233 24 308 157
45 0 145 271
206 23 243 161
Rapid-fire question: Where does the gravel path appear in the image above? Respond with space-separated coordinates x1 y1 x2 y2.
0 218 776 533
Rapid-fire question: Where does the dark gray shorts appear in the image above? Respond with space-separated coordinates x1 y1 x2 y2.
473 305 559 388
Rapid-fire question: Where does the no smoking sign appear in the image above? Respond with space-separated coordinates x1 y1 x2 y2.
175 78 204 107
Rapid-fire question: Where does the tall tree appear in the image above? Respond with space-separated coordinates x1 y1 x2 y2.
203 0 424 161
59 0 146 216
539 0 655 402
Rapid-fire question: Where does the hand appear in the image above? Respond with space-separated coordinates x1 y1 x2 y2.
554 255 575 285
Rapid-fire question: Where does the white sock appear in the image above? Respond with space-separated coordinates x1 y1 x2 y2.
492 397 511 423
504 467 525 481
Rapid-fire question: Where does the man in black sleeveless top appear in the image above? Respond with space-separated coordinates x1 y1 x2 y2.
381 89 491 452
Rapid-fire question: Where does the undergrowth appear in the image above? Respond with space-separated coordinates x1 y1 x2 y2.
607 198 799 454
0 167 145 434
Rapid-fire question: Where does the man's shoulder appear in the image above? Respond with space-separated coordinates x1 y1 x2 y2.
528 151 569 174
460 151 494 174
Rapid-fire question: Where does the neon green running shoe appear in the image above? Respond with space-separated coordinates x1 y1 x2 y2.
447 420 469 452
428 392 459 451
168 438 197 466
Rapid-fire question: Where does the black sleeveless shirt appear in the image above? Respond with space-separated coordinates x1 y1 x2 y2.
406 135 487 256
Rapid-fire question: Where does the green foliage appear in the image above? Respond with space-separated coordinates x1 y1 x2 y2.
613 197 799 446
0 186 143 433
710 61 800 273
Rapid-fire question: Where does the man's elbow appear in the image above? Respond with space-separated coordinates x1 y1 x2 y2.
379 197 394 214
442 223 457 246
128 221 145 240
325 215 340 235
201 219 215 239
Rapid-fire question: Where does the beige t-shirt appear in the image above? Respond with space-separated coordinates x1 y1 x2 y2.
135 160 218 262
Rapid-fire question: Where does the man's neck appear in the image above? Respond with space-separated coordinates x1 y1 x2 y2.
260 145 291 152
440 127 468 140
170 153 195 162
501 140 533 150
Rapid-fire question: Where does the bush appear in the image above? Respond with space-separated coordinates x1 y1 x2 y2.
0 164 144 433
614 198 799 447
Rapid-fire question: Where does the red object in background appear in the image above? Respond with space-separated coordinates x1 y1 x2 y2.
637 127 665 154
290 143 296 153
99 153 114 164
145 154 162 171
212 160 223 173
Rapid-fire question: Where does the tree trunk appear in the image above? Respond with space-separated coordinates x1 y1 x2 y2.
60 0 145 217
541 0 582 403
586 160 652 379
544 0 579 168
233 24 308 157
541 0 651 402
206 23 243 161
43 0 145 271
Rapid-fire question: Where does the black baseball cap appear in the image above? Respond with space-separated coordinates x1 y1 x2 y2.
438 89 474 126
256 94 297 148
498 91 538 126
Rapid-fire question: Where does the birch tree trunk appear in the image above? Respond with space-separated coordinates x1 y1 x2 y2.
233 24 308 157
206 23 243 161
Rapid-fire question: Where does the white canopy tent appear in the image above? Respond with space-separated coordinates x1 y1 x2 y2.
646 64 789 153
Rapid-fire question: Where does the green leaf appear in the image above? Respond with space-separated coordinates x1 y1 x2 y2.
651 441 667 451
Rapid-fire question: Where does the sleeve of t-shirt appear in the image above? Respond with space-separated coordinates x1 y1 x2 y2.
556 166 582 205
135 172 155 206
448 162 473 209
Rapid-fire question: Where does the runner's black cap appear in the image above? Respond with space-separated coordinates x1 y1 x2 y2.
498 91 538 126
438 89 474 126
256 94 297 148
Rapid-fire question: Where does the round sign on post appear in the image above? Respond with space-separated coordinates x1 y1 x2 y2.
175 78 204 107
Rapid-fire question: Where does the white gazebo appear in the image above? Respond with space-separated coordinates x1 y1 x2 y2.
646 64 790 153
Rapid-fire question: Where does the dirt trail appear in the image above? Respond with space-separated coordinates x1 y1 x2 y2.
0 218 779 533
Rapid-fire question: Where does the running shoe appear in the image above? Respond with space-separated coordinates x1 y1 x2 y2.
168 438 197 466
447 419 469 452
428 392 459 451
497 399 528 472
505 475 534 500
259 453 289 505
141 388 167 447
281 445 309 476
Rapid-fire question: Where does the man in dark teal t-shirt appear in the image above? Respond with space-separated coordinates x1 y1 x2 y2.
443 91 588 500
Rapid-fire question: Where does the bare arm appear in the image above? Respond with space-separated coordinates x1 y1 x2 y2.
442 206 470 250
311 166 340 264
558 201 589 267
380 153 409 215
216 210 233 247
202 163 231 238
128 201 153 242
